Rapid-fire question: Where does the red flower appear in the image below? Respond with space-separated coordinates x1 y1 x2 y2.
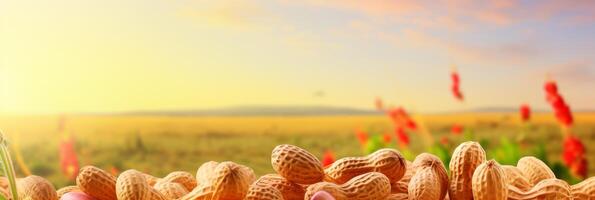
382 133 392 144
395 127 409 147
387 107 417 131
59 135 80 180
451 124 463 135
451 71 464 101
440 136 449 146
563 135 587 178
544 80 573 127
321 150 335 167
520 104 531 122
375 97 384 111
355 129 368 146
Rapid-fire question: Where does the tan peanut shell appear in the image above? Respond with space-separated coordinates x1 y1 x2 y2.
76 166 117 200
271 144 325 184
516 156 555 185
142 173 161 187
196 161 219 184
154 182 189 199
304 172 391 200
244 182 284 200
181 161 255 200
408 167 441 200
501 165 533 191
448 141 486 200
57 185 80 199
156 171 197 191
387 193 409 200
391 181 408 194
17 175 58 200
571 176 595 200
472 160 507 200
400 160 414 184
411 153 449 199
116 169 167 200
507 178 571 200
248 174 305 200
324 148 406 184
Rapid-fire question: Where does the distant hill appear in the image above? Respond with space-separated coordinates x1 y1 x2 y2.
117 105 595 116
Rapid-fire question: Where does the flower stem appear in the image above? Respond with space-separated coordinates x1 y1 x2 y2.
0 132 19 200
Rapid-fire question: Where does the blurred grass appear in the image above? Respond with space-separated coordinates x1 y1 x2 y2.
0 113 594 187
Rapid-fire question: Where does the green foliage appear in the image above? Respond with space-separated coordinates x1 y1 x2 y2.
531 141 549 166
551 162 581 185
428 143 451 171
363 134 384 154
490 137 521 165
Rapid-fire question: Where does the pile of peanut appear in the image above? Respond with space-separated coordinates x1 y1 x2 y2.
8 141 595 200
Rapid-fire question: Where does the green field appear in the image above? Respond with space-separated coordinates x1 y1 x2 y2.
1 113 594 187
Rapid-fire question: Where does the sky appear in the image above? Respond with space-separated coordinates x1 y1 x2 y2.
1 0 594 114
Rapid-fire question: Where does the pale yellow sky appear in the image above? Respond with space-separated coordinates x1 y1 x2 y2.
1 0 594 114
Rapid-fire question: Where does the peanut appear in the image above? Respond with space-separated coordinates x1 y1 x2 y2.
17 175 58 200
411 153 449 199
508 178 571 200
142 173 161 187
155 171 197 191
154 182 189 199
516 156 555 185
501 165 532 191
245 174 305 200
76 166 117 200
116 169 167 200
324 148 406 184
387 193 409 200
472 159 507 200
244 181 284 200
448 141 486 200
310 191 336 200
272 144 325 184
304 172 391 200
571 177 595 200
181 161 255 200
400 160 414 184
57 185 80 199
408 167 441 200
391 181 408 194
196 161 219 184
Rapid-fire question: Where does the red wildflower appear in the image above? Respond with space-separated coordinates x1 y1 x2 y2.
440 136 449 146
563 135 587 178
321 150 335 167
375 97 384 111
382 133 392 144
544 80 573 127
451 124 463 135
451 70 464 101
395 127 409 147
520 104 531 122
110 166 120 177
355 129 368 146
387 107 417 131
59 135 80 180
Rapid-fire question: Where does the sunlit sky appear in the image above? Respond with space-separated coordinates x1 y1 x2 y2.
1 0 594 114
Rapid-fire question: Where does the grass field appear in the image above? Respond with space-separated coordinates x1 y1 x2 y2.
0 113 594 187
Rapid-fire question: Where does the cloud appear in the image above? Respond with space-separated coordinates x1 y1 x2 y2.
548 61 595 83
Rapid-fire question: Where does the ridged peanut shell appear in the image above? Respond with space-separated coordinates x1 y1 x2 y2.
17 175 58 200
411 153 448 199
448 141 486 200
304 172 391 200
156 171 197 191
154 182 189 199
181 161 255 200
196 161 219 185
142 173 160 187
516 156 555 185
387 193 409 200
408 167 441 200
324 148 406 184
248 174 304 200
244 181 284 200
400 160 414 184
391 181 408 194
571 177 595 200
472 160 507 200
76 166 117 200
508 178 571 200
501 165 533 191
57 185 80 199
116 169 167 200
272 144 324 184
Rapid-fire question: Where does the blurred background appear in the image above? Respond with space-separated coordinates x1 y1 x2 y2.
0 0 594 187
